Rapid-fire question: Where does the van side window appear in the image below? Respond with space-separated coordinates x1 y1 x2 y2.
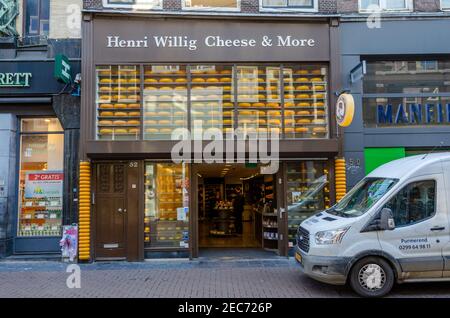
383 180 436 227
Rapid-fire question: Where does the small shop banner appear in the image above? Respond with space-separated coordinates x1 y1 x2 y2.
24 171 64 199
60 224 78 262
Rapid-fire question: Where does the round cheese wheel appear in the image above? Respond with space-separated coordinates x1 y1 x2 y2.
158 95 172 100
98 95 111 101
144 120 157 125
285 127 295 133
174 86 187 90
176 70 186 75
312 69 322 75
314 110 326 116
285 110 295 116
296 70 309 75
174 120 185 125
296 85 310 91
114 112 127 117
99 87 111 92
99 104 114 109
128 128 139 134
192 78 205 83
311 77 323 82
144 78 157 83
268 119 281 125
223 119 233 125
313 127 327 132
158 103 172 109
285 86 295 91
314 85 325 91
174 111 185 117
206 78 219 83
239 103 251 108
159 86 172 91
113 120 127 126
284 94 295 99
128 78 140 84
313 102 325 107
128 95 140 100
159 78 172 83
115 128 128 134
160 128 172 133
127 87 139 92
145 128 158 133
158 120 171 125
295 78 309 83
258 111 266 116
297 119 311 124
175 78 187 83
129 111 140 117
297 102 311 107
223 102 234 108
312 119 326 124
114 104 127 109
99 128 113 134
145 112 157 117
285 102 295 108
158 111 171 116
239 111 252 116
267 102 280 108
252 103 265 108
128 103 140 109
100 111 114 117
220 78 231 83
257 78 264 83
267 110 281 117
284 119 295 125
144 86 157 91
296 94 310 99
115 79 128 84
258 119 266 125
296 127 309 133
220 70 232 75
223 86 233 91
127 120 140 125
311 93 325 99
99 79 112 84
297 111 310 116
223 111 233 117
98 70 111 76
98 120 113 125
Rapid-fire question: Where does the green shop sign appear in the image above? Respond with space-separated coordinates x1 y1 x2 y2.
54 54 72 84
0 72 32 87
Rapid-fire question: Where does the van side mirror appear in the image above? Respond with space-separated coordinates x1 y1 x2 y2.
361 208 395 232
379 208 395 231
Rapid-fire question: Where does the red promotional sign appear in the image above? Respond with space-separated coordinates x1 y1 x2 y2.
28 173 64 181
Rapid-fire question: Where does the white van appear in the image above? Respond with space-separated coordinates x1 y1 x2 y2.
295 153 450 297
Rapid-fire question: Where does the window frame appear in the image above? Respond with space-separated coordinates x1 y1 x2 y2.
102 0 163 10
181 0 241 12
381 179 437 229
23 0 50 38
358 0 413 13
259 0 318 12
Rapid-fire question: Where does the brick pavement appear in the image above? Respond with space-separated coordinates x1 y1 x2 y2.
0 258 449 298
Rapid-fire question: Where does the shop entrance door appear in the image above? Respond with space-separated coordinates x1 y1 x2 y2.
93 161 142 261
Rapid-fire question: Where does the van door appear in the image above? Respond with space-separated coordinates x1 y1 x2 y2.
442 161 450 277
377 175 448 279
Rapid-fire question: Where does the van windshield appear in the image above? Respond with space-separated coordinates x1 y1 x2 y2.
327 177 398 218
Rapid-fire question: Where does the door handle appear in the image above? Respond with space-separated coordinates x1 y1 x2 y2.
430 226 445 231
118 208 123 213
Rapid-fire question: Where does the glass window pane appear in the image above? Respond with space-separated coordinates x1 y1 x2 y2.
236 65 281 137
25 0 39 36
360 0 380 9
364 60 450 94
190 65 234 139
262 0 287 7
443 0 450 9
383 180 436 227
21 118 63 132
18 132 64 237
386 0 406 9
287 161 329 247
144 163 189 249
283 65 328 139
143 65 187 140
186 0 239 8
363 96 450 128
288 0 313 7
96 65 141 140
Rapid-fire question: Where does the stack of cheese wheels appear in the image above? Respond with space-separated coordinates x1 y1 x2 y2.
335 158 347 201
78 161 91 261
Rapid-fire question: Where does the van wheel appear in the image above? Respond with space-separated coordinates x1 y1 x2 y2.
349 257 394 298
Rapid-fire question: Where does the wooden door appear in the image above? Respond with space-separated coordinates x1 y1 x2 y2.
95 163 127 259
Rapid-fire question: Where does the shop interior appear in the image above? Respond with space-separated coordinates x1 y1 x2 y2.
197 163 279 252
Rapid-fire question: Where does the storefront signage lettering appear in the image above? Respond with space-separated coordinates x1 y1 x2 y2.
0 72 32 87
377 104 450 125
106 35 316 51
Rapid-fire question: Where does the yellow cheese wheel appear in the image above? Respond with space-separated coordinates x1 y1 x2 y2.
297 119 311 124
175 78 187 83
128 128 139 134
159 78 172 83
128 103 140 109
144 86 157 90
267 102 280 108
98 120 113 125
99 79 112 84
99 104 114 109
285 127 295 133
313 102 325 107
297 94 310 99
220 70 232 75
252 103 265 108
313 127 327 132
268 119 281 125
129 111 141 116
223 119 233 125
284 94 295 99
206 78 219 83
284 119 295 125
128 95 140 100
99 128 113 134
239 103 251 108
312 119 326 124
114 104 127 109
296 70 309 75
158 120 171 125
98 95 111 101
239 110 252 116
114 112 128 117
113 120 127 126
285 110 295 116
144 120 157 125
285 102 295 108
174 111 186 117
223 111 233 117
115 79 128 84
99 111 114 117
127 120 140 125
99 86 111 92
296 127 309 133
223 102 234 108
223 86 233 91
295 78 309 83
311 93 325 99
160 128 172 133
115 128 128 134
128 78 140 84
297 110 310 116
174 86 187 90
98 70 111 76
285 86 295 91
314 110 326 116
192 78 205 83
258 119 266 125
296 85 310 91
267 110 281 116
297 102 311 107
158 95 172 100
220 77 231 82
312 69 322 75
314 85 325 91
144 78 157 83
311 77 323 82
158 111 171 116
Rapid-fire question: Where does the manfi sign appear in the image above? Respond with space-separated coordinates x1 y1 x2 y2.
0 72 32 87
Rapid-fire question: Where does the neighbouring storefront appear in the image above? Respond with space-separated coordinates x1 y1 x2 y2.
340 18 450 188
80 14 342 261
0 41 80 257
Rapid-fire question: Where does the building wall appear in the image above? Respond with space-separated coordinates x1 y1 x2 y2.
49 0 82 39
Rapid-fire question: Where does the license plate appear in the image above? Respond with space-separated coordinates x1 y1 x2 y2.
295 252 302 264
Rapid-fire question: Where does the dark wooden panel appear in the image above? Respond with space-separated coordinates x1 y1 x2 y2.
126 160 142 261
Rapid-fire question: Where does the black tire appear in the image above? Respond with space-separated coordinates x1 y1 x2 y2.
349 257 395 298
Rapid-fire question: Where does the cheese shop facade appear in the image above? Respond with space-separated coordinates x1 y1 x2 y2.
80 13 343 261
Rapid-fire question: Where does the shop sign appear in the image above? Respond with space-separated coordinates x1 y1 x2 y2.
336 94 355 127
54 54 72 84
0 72 32 87
24 171 64 199
377 104 450 125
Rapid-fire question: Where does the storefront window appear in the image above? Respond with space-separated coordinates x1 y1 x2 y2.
190 65 234 139
143 65 188 140
144 163 189 249
262 0 314 9
96 65 141 140
17 118 64 237
95 64 329 140
183 0 240 10
286 161 329 247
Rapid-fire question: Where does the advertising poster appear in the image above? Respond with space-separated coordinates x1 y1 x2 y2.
24 171 64 199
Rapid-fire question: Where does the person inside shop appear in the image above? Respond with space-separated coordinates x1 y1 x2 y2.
233 187 245 234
